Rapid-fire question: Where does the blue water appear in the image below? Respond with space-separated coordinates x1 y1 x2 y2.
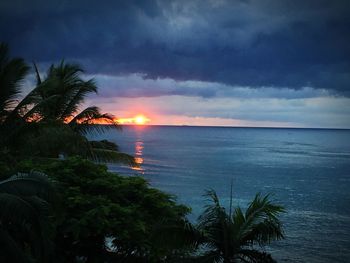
91 126 350 262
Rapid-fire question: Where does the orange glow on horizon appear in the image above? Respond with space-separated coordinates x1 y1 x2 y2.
116 114 150 125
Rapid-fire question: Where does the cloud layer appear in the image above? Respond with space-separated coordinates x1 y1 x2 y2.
90 73 330 99
2 0 350 128
88 95 350 128
1 0 350 94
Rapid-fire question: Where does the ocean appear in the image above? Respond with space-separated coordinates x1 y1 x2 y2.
91 126 350 262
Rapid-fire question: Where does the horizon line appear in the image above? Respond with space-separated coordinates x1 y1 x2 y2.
115 124 350 130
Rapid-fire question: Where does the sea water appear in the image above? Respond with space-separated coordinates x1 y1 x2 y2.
91 126 350 262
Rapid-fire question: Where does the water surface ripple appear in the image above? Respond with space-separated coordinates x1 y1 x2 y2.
91 126 350 262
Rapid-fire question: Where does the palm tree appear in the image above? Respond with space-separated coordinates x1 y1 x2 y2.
196 190 285 263
0 171 54 263
0 45 135 165
16 61 100 123
15 62 135 163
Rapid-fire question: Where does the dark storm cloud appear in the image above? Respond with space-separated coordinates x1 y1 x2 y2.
89 74 328 99
1 0 349 95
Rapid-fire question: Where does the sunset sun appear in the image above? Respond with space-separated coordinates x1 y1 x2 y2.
134 115 149 125
116 114 150 125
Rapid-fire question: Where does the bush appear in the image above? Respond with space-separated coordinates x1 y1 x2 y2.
17 157 191 262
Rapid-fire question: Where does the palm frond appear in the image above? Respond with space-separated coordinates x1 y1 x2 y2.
239 194 285 246
0 43 29 118
89 148 137 166
197 189 227 230
0 171 53 200
59 79 97 120
89 140 119 151
17 122 90 158
0 192 43 228
69 106 120 135
45 62 97 120
33 61 42 85
86 139 135 165
9 80 45 120
197 190 234 261
22 94 61 121
69 106 109 123
0 171 54 263
15 62 97 122
196 189 285 262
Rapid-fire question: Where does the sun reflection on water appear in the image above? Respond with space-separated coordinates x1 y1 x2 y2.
132 140 144 172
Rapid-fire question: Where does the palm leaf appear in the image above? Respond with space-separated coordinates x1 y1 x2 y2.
33 61 42 85
89 148 137 166
59 79 97 120
196 189 285 262
17 122 90 158
69 106 120 135
0 193 42 227
9 79 46 120
239 194 285 246
0 171 53 200
0 171 54 262
0 43 29 119
22 94 61 121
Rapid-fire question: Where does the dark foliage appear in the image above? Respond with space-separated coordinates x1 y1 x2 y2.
16 157 192 262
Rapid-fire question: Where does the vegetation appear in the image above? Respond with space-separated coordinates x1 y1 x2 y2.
15 157 192 262
0 43 134 165
0 42 285 262
0 171 54 263
196 190 284 263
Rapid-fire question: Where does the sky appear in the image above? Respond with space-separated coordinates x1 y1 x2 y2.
1 0 350 128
